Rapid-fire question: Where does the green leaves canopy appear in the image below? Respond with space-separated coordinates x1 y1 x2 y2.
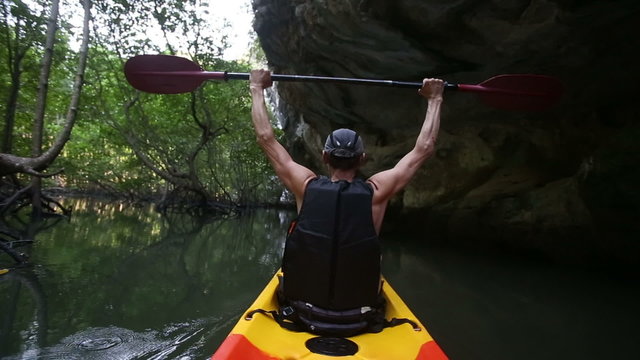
2 0 284 206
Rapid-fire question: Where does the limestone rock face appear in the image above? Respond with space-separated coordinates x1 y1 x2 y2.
251 0 640 264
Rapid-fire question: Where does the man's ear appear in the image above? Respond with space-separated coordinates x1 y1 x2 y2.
360 153 367 164
322 151 330 164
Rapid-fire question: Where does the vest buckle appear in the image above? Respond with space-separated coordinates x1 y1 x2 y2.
282 306 295 316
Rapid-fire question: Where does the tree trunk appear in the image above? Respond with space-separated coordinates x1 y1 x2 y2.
30 0 60 218
31 0 60 158
34 0 91 170
2 71 21 154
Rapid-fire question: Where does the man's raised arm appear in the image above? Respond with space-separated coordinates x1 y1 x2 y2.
249 70 315 207
368 78 445 206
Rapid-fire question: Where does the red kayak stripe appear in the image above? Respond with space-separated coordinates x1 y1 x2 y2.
211 334 278 360
416 341 449 360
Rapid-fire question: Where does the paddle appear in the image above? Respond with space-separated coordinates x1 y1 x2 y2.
124 54 563 111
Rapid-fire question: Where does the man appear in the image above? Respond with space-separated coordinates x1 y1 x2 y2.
249 69 444 334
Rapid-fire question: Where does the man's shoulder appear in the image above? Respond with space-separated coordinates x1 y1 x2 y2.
365 178 379 191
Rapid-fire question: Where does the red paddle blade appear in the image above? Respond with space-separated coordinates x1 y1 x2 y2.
458 74 563 111
125 55 223 94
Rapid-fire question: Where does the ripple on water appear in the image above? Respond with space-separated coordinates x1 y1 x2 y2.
76 336 124 351
62 326 139 359
4 319 224 360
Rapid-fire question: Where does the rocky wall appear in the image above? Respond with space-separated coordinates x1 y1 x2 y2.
251 0 640 265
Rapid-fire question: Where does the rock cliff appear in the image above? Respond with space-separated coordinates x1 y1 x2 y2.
251 0 640 265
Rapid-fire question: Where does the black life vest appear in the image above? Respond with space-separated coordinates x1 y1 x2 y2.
282 176 381 310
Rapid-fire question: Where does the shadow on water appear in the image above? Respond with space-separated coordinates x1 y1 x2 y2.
1 198 638 359
382 239 640 360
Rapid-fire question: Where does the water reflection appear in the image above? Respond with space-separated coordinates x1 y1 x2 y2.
0 199 290 359
0 268 48 356
1 199 638 359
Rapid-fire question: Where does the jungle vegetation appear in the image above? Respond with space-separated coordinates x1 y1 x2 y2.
0 0 284 263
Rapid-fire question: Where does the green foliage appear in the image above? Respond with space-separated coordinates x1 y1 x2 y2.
0 0 283 206
54 0 281 205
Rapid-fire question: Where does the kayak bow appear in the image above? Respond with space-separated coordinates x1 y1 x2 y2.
212 271 448 360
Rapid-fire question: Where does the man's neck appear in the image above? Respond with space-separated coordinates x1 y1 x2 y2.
329 168 358 182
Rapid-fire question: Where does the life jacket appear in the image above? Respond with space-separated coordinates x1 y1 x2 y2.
282 176 381 310
248 177 418 338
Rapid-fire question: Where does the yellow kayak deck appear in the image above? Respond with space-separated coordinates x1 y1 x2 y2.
212 272 447 360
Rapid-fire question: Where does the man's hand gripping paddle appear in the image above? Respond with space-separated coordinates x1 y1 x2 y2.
125 54 563 111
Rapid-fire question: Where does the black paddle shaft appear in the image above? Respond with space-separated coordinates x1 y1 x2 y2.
225 72 459 90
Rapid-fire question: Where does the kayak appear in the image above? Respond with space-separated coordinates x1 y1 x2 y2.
211 271 448 360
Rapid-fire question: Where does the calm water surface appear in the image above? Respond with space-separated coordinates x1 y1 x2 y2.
0 199 637 359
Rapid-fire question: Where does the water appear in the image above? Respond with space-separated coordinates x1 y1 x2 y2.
1 199 287 359
1 199 638 359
